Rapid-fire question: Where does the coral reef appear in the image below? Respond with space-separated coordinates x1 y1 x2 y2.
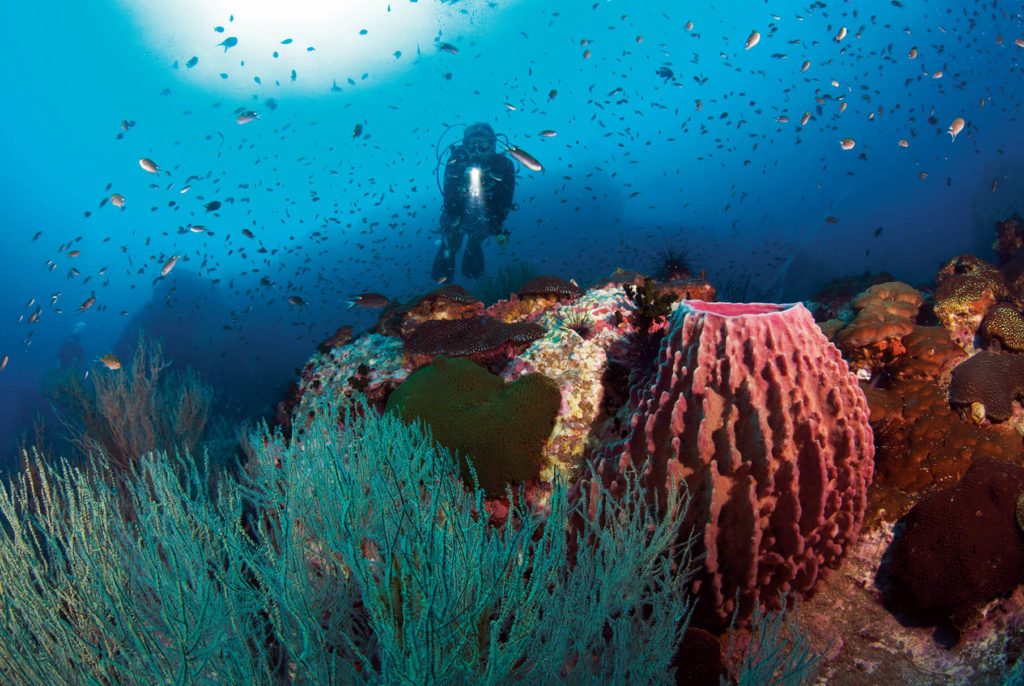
385 356 561 497
595 300 875 625
979 302 1024 352
517 274 584 300
279 333 408 438
377 284 484 338
403 315 545 372
887 325 965 384
502 326 607 482
811 271 896 321
948 350 1024 423
933 255 1007 352
880 457 1024 635
832 281 922 375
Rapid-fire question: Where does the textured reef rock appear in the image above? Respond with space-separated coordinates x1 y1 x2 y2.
374 284 484 338
934 255 1007 352
880 456 1024 634
276 333 408 438
485 274 584 322
979 302 1024 352
501 326 607 483
591 300 875 625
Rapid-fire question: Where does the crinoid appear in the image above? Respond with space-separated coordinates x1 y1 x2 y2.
559 306 594 339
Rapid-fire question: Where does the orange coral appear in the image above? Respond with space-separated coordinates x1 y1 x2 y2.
833 281 921 372
888 325 966 384
654 277 717 302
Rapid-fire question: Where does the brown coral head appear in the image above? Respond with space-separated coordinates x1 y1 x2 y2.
403 315 545 372
948 350 1024 422
420 284 481 305
517 275 584 300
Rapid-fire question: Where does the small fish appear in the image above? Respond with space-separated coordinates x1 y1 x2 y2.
800 111 811 126
139 158 162 174
78 294 96 313
1015 38 1024 48
834 27 847 42
287 295 307 306
776 115 789 123
839 138 856 151
582 49 591 59
948 117 965 141
0 355 7 372
505 103 517 111
347 292 390 308
745 30 760 50
897 139 909 148
825 216 840 224
185 56 199 69
68 250 81 258
505 144 543 172
538 129 557 137
801 60 811 72
908 47 918 59
217 37 238 52
548 89 558 100
437 42 459 55
110 193 126 209
204 200 221 212
189 225 207 233
98 354 122 371
685 21 694 31
236 111 259 125
161 255 178 276
352 123 363 139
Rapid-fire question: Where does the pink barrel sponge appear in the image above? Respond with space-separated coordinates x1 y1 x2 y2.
601 301 874 625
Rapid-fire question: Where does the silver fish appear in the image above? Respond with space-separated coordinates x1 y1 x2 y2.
505 144 543 172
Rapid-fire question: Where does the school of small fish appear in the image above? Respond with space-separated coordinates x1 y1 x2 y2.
5 1 1019 373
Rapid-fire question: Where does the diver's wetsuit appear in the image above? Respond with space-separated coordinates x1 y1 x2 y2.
432 144 515 281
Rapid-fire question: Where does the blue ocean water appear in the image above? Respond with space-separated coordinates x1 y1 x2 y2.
1 0 1022 466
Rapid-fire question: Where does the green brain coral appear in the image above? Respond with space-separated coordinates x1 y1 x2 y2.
385 356 561 497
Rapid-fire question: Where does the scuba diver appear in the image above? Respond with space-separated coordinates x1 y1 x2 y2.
432 123 515 282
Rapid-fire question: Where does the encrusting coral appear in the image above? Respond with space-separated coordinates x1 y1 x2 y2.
385 356 561 497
